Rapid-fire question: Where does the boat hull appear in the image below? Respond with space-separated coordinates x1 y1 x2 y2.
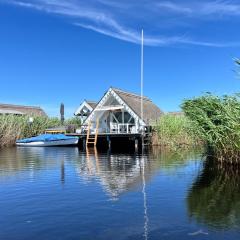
16 138 79 147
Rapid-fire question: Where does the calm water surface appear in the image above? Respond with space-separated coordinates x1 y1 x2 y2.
0 147 240 240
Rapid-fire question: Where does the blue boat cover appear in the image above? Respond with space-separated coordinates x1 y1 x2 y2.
16 134 78 143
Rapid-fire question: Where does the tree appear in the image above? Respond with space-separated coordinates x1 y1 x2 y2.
60 103 64 125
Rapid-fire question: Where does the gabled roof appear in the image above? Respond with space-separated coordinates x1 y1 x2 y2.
112 87 163 123
74 100 97 116
85 100 97 109
85 87 163 124
0 103 46 116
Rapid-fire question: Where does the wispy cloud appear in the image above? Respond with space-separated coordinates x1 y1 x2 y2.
75 22 240 47
155 0 240 17
74 22 190 46
156 1 192 14
199 1 240 16
3 0 240 47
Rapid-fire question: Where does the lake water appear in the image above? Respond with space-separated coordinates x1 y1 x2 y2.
0 147 240 240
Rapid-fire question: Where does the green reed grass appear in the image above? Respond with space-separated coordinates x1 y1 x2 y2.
0 115 61 147
153 114 198 149
182 93 240 163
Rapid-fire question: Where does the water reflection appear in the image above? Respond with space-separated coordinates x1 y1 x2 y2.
0 147 206 240
140 153 149 240
75 148 200 200
61 159 65 184
0 147 200 198
76 149 150 200
188 158 240 230
0 147 79 179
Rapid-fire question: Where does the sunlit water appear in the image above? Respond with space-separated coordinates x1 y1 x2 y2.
0 147 240 240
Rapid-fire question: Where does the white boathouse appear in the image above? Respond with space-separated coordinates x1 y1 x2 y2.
80 87 163 134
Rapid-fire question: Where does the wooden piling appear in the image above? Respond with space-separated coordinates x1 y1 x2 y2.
135 138 139 152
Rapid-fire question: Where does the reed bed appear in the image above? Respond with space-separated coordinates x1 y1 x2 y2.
153 114 198 150
0 115 61 147
182 93 240 163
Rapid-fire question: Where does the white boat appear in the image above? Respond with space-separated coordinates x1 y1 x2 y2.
16 134 79 147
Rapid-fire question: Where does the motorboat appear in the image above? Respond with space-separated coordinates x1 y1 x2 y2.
16 134 79 147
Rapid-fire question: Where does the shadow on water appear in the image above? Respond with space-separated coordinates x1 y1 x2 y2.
187 156 240 230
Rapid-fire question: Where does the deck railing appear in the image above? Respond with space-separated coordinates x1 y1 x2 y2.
79 123 137 134
110 123 136 134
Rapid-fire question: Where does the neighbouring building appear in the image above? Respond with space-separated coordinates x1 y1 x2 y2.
0 103 46 116
74 100 97 122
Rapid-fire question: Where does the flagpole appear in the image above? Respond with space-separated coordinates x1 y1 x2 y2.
141 29 144 130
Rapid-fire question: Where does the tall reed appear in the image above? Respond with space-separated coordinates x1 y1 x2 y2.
0 115 61 147
182 93 240 163
153 114 198 149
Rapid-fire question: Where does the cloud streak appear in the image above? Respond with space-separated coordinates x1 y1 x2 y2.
156 0 240 17
156 2 192 14
4 0 240 47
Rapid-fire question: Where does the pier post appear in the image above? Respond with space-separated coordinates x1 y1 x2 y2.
107 136 111 150
82 138 86 151
135 138 139 152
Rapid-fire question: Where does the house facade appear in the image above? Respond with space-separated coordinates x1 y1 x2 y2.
80 87 163 134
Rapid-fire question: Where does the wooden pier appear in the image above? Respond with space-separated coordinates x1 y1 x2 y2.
66 133 151 151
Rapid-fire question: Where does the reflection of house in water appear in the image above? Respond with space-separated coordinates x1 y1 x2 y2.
74 148 201 200
75 149 161 200
0 147 153 197
0 146 201 202
75 149 158 239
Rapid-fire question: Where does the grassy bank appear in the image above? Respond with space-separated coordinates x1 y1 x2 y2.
152 114 199 149
0 115 61 147
182 93 240 163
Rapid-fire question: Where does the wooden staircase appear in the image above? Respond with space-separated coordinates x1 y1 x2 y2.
86 119 99 148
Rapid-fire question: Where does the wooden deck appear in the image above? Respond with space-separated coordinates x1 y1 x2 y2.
66 132 150 151
67 133 142 137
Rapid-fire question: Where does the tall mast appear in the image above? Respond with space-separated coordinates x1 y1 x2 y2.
141 29 144 127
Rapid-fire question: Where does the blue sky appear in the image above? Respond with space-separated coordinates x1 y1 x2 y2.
0 0 240 117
